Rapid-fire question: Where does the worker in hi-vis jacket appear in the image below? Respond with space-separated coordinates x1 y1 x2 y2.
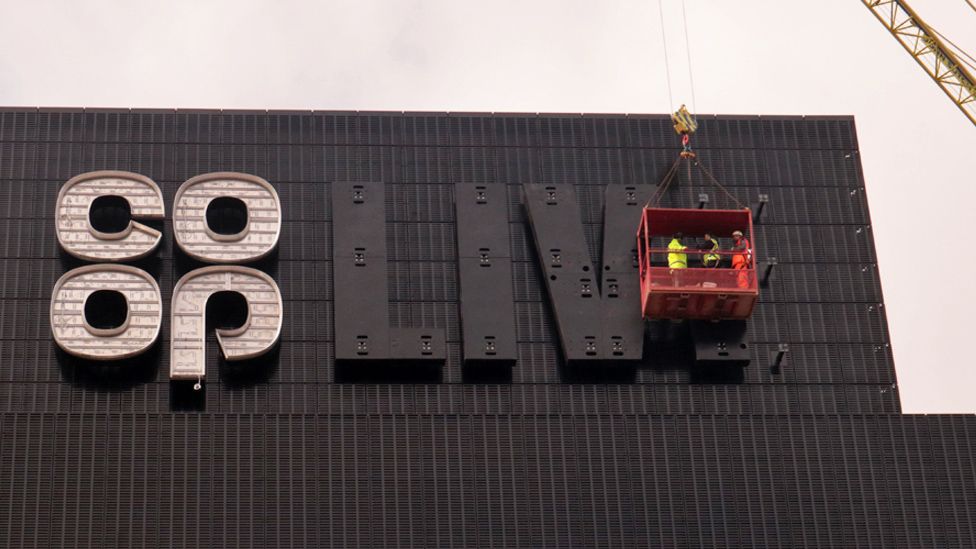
668 233 688 269
668 232 688 287
699 232 720 268
731 230 752 288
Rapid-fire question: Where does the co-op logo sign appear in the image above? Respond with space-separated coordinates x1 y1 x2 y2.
52 171 656 388
50 171 283 388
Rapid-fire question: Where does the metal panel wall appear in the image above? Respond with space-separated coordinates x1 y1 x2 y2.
0 108 965 548
0 109 898 401
0 412 970 548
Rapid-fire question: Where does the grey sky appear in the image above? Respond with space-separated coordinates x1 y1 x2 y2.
2 0 974 412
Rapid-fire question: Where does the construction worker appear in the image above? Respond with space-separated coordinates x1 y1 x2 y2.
731 230 752 288
667 232 688 269
667 232 687 287
699 232 720 268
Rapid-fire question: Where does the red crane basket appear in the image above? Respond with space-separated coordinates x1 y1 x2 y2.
637 207 759 320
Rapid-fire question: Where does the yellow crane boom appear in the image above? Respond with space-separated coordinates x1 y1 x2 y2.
863 0 976 128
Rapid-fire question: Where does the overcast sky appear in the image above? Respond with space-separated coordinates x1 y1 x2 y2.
2 0 974 412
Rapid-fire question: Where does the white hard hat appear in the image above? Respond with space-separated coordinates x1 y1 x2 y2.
732 230 743 237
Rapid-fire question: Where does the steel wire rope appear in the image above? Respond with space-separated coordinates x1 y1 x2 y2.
681 0 698 115
694 159 747 209
929 25 976 72
646 155 684 206
657 0 675 110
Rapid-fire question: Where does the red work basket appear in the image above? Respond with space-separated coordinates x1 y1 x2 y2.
637 207 758 320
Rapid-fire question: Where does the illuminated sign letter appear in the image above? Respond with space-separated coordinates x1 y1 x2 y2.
169 266 283 384
173 172 281 263
55 171 165 262
50 264 162 360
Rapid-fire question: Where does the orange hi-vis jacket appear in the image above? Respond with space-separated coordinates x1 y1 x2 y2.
732 237 752 269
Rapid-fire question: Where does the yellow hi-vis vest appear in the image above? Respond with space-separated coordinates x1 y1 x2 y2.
668 239 687 269
703 238 720 267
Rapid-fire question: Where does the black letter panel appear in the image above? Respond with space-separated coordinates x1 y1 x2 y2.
524 184 647 363
332 181 446 363
599 185 652 360
454 184 517 365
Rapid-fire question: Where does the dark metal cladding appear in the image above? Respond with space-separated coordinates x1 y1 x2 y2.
0 108 974 547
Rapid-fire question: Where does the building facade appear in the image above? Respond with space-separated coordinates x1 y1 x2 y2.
0 108 973 547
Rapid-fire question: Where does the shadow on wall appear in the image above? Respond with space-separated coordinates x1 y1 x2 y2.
334 360 443 384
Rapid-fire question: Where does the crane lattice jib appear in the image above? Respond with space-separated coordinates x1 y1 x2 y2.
863 0 976 128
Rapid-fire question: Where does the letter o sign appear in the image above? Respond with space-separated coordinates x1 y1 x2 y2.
174 172 282 263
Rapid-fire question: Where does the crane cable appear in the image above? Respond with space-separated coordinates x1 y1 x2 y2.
966 0 976 16
680 0 698 115
649 1 744 210
696 159 747 209
657 0 675 110
656 0 699 115
646 155 747 210
646 156 683 206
